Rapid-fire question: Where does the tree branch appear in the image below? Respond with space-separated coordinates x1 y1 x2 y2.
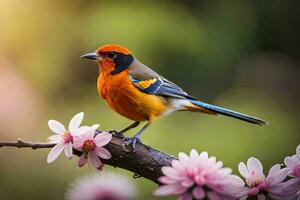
0 131 175 184
0 138 55 149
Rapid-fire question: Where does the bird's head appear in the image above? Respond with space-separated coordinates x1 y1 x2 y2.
81 44 134 75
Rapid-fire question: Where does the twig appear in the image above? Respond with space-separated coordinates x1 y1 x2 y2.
0 132 176 184
0 138 55 149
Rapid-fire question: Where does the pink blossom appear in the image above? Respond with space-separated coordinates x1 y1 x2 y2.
282 144 300 198
237 157 289 200
285 145 300 177
47 112 93 163
73 127 112 169
66 172 136 200
153 149 245 200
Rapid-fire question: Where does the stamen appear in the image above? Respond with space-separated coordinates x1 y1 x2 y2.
63 132 73 143
82 140 96 153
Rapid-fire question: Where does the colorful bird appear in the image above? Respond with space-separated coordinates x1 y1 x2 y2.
81 44 266 149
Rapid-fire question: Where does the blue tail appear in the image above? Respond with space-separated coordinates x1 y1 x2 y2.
189 100 267 125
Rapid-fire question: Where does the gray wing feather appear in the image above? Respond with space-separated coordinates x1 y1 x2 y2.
128 59 193 99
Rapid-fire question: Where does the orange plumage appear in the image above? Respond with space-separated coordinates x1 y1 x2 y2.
97 44 132 55
97 60 165 122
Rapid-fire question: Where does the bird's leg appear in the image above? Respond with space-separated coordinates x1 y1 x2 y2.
120 121 141 133
108 121 140 137
123 121 151 151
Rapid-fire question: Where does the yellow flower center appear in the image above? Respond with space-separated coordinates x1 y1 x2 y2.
82 140 96 153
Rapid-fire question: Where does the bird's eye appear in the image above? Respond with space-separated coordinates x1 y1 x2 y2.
107 52 116 59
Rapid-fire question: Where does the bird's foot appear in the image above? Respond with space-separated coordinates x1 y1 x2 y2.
107 129 124 138
122 135 141 152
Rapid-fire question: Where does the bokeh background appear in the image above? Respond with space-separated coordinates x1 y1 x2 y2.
0 0 299 199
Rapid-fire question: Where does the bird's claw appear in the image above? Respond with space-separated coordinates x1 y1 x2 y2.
107 129 124 137
122 136 140 151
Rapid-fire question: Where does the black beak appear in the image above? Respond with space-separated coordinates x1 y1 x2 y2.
80 52 99 60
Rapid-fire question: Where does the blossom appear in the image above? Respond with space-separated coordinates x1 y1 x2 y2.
282 144 300 198
153 149 245 200
285 144 300 177
237 157 289 200
47 112 93 163
73 127 112 169
66 172 136 200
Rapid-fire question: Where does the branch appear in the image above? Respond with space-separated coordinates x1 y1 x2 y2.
0 131 175 184
0 138 55 149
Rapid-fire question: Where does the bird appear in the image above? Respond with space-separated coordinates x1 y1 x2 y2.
81 44 267 149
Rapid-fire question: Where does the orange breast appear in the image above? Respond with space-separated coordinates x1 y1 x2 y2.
97 70 166 122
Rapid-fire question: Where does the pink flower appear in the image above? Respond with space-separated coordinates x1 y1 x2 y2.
153 149 245 200
66 172 136 200
73 127 112 169
47 112 93 163
282 144 300 198
238 157 289 200
285 145 300 178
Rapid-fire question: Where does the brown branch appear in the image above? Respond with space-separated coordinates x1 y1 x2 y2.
0 131 175 184
0 138 55 149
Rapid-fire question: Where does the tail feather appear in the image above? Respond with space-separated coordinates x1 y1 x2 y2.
189 100 267 125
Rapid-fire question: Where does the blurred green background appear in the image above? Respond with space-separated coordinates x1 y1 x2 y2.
0 0 299 199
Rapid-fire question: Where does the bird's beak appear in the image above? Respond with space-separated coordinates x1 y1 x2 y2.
80 52 101 61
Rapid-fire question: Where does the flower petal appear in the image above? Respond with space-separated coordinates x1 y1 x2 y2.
284 155 299 169
297 144 300 157
73 124 99 137
239 196 248 200
179 192 193 200
72 135 85 150
94 132 112 147
88 152 102 169
153 184 186 196
249 187 260 195
181 179 194 187
282 177 300 194
190 149 199 158
47 142 65 163
199 151 208 160
238 162 249 179
71 126 90 136
95 147 112 159
192 186 205 199
82 127 96 141
47 135 62 143
91 124 100 130
247 157 263 175
178 152 189 163
195 175 205 185
228 175 245 187
218 167 232 176
225 180 249 198
64 143 73 158
207 191 221 200
77 155 87 167
272 169 289 185
171 160 185 171
69 112 84 133
158 176 177 184
48 120 65 135
267 166 289 185
257 194 265 200
161 166 183 180
268 164 281 177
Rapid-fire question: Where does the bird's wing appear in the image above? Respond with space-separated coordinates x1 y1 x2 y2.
128 59 194 99
127 59 267 125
